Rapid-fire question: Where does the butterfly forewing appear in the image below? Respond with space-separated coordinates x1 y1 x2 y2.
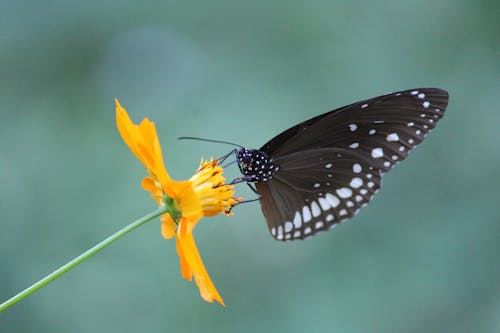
253 88 448 241
256 148 382 240
260 88 448 172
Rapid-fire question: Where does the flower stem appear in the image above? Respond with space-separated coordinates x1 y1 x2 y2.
0 207 167 313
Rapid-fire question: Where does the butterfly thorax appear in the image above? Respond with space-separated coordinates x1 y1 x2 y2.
237 148 278 183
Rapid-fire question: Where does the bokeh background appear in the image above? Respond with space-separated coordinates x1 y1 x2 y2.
1 0 499 332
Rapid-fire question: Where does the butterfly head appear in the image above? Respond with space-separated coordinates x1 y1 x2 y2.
237 148 277 183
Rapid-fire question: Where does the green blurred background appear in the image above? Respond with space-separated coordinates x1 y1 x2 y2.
1 0 499 332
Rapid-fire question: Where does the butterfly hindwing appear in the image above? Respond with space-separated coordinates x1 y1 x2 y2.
256 148 382 240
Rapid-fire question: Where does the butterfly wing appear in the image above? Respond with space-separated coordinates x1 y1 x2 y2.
260 88 449 172
256 88 449 240
256 148 382 240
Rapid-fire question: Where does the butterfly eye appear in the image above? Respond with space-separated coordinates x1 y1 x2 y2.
236 149 252 171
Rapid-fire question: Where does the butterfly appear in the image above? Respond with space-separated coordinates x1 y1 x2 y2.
230 88 449 241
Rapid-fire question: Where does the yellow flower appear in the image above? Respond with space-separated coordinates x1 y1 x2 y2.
115 99 240 306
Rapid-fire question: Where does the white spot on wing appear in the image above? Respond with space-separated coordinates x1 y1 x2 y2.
349 124 357 132
326 214 334 222
361 103 368 108
311 201 321 217
318 197 330 211
423 101 430 108
284 221 293 233
315 221 324 229
337 187 352 198
371 147 383 158
277 225 283 239
302 206 312 223
386 133 399 142
350 142 359 148
293 211 302 229
325 193 340 208
325 163 332 168
350 177 363 188
353 163 362 173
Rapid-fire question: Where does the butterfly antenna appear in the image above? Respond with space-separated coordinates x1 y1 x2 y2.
178 136 244 148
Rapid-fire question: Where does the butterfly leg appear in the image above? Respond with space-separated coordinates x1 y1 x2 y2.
229 177 252 185
246 182 262 198
225 182 262 213
228 179 261 197
226 196 261 213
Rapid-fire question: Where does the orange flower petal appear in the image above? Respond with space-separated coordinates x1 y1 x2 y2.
176 226 224 305
141 177 164 205
176 239 192 280
160 214 176 239
115 99 175 197
116 100 150 166
137 118 173 194
174 183 203 233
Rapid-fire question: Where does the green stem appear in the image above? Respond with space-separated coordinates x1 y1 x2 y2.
0 206 167 313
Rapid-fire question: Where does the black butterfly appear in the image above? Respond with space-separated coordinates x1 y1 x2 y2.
183 88 448 241
227 88 449 241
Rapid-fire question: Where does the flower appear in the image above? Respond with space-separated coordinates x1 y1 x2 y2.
115 99 240 305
